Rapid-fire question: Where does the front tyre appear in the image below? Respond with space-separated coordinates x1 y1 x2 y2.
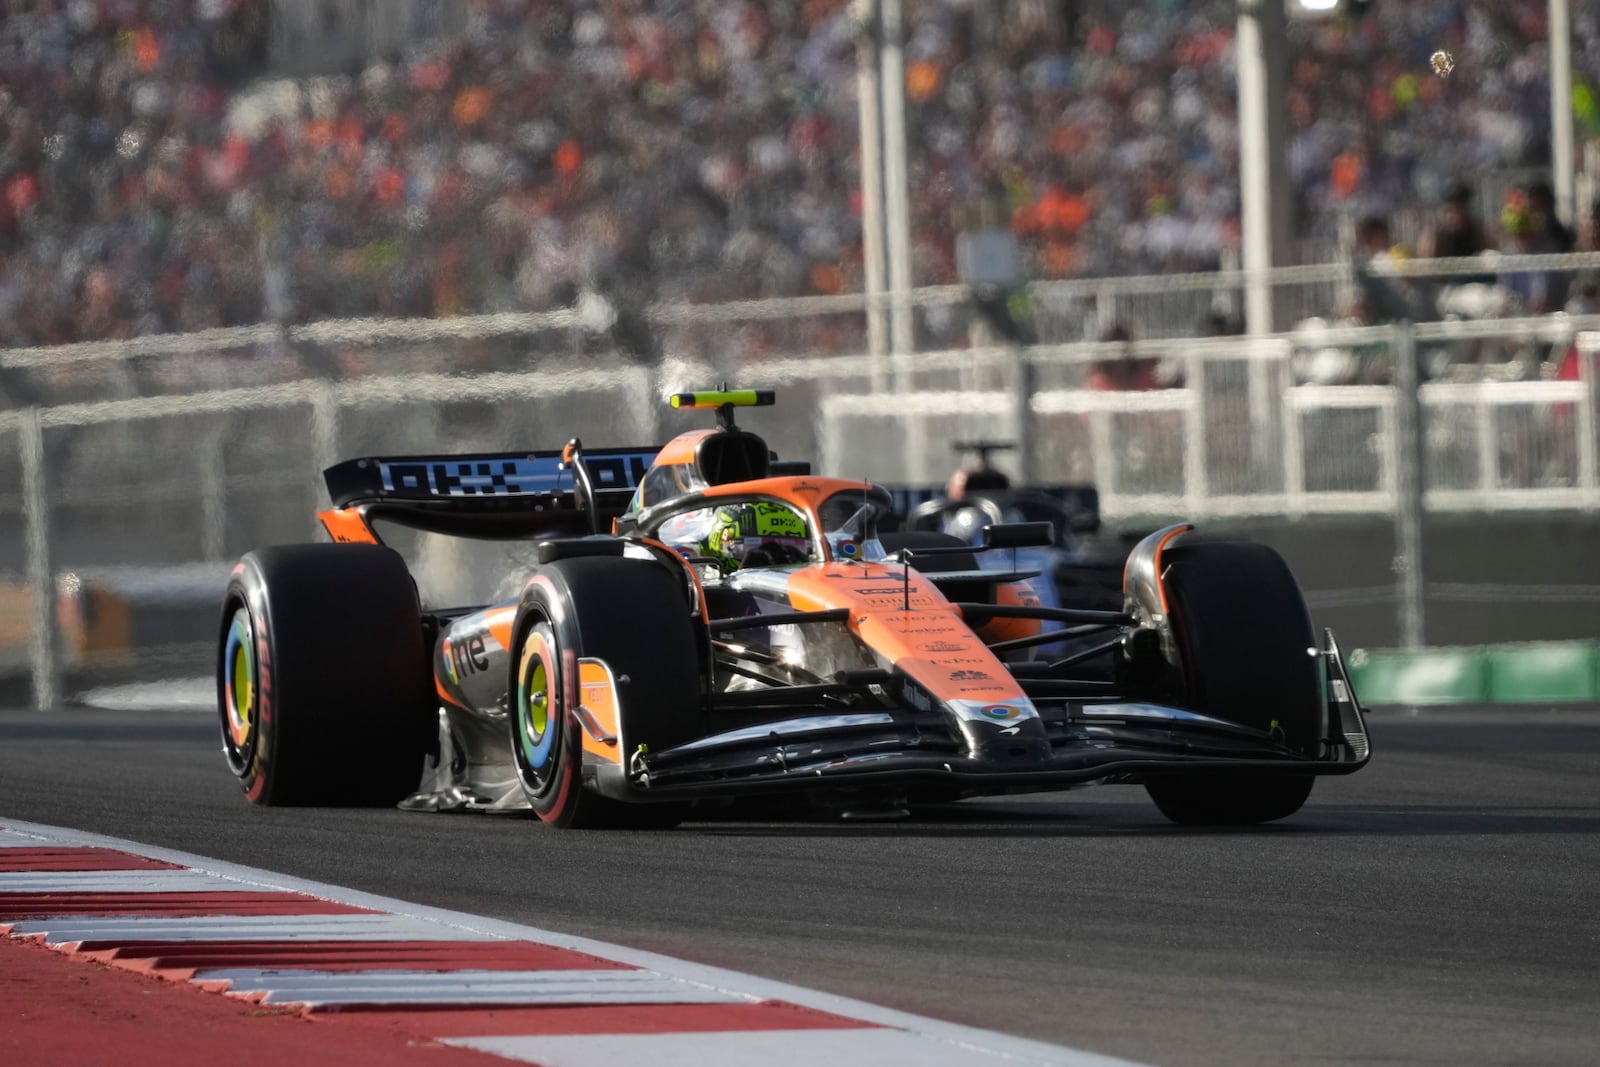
1143 540 1320 826
511 556 702 829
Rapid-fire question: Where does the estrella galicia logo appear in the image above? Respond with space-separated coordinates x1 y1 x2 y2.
980 705 1019 720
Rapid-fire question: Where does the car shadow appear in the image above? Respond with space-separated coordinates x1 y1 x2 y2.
682 800 1600 838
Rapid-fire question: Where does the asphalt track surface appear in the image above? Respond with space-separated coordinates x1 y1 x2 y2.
1 706 1596 1067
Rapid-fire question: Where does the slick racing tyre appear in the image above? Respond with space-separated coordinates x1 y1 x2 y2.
219 543 434 806
511 556 701 829
1143 540 1320 826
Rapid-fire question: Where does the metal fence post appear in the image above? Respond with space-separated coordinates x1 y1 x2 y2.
199 423 227 562
905 400 930 485
1247 343 1279 490
1282 365 1306 519
1089 409 1115 513
1392 322 1426 649
853 0 887 379
1009 344 1035 485
1183 355 1209 517
1474 387 1497 496
1578 333 1598 503
20 409 58 710
634 364 662 447
310 384 339 540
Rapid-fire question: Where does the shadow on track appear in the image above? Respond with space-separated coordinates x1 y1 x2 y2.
678 799 1600 839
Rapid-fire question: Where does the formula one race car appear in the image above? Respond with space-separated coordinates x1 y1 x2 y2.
887 440 1136 615
217 390 1370 828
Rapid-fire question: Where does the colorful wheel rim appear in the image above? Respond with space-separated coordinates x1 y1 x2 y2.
223 608 254 753
517 631 556 773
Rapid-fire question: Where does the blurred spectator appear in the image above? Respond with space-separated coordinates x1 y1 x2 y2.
1 0 1598 353
1352 214 1427 323
1498 188 1542 314
1421 183 1502 320
1086 322 1161 391
1526 182 1576 256
1525 180 1575 311
1579 197 1600 253
1418 184 1491 267
1552 282 1595 382
1496 178 1576 314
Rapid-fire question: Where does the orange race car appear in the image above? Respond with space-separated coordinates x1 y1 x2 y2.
217 390 1369 828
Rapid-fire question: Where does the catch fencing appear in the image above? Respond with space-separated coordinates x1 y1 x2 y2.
3 255 1599 709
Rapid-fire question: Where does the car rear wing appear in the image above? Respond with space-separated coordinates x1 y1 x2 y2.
883 484 1101 534
321 444 660 540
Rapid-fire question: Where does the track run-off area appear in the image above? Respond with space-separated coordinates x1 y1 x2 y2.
1 705 1596 1066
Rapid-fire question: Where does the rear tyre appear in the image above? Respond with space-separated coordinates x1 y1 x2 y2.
218 544 435 806
1142 541 1320 826
511 556 701 829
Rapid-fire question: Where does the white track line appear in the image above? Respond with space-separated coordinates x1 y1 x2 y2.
0 870 268 892
458 1028 1098 1067
9 913 491 944
198 967 748 1007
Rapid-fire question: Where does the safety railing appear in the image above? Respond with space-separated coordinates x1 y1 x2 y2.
3 258 1600 709
820 320 1600 519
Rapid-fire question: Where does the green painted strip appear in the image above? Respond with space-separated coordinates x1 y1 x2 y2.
1346 647 1490 705
1483 642 1600 703
1347 641 1600 705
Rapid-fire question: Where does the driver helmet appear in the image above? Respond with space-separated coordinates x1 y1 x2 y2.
947 464 1010 500
701 501 812 570
942 503 992 545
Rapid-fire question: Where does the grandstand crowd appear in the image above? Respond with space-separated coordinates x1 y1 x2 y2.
0 0 1596 350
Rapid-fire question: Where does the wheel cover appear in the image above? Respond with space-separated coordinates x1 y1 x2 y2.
221 607 256 770
515 629 559 791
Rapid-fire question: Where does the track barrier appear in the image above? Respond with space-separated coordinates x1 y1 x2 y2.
1348 640 1600 705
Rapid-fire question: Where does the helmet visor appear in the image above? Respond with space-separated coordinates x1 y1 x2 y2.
725 535 812 566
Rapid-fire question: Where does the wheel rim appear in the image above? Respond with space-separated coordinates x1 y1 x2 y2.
516 628 559 791
221 607 255 769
